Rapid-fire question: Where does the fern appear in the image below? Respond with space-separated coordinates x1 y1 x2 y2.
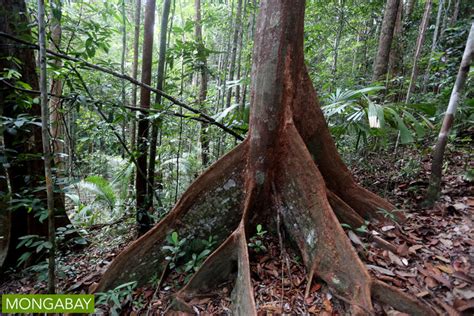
81 175 116 211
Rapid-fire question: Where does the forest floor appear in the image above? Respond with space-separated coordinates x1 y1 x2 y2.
0 141 472 315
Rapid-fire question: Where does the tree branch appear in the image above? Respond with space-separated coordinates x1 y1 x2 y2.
0 31 244 140
0 80 214 125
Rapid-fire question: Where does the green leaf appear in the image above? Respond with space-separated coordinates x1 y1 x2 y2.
386 108 414 144
171 231 178 245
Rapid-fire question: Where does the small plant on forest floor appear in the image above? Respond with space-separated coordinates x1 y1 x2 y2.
183 236 217 274
248 224 268 253
162 231 187 270
15 235 51 266
377 207 404 223
163 232 217 284
341 220 370 234
96 281 137 316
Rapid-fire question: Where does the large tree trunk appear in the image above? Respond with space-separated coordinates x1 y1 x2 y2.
372 0 401 81
405 0 432 102
0 0 71 271
136 0 156 235
96 1 433 315
425 22 473 205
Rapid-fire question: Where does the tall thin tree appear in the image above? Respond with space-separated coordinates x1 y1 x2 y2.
405 0 432 102
422 0 445 92
195 0 210 166
136 0 156 235
372 0 401 81
148 0 172 206
38 0 56 294
225 0 243 108
426 22 473 204
130 0 142 151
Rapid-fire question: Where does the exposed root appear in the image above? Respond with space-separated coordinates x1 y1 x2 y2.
276 123 374 315
96 1 430 313
372 279 436 315
95 143 246 291
327 189 365 228
171 222 256 314
291 67 403 223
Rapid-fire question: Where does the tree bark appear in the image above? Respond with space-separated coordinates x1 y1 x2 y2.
148 0 171 208
406 0 432 102
373 0 401 81
136 0 157 235
37 0 56 294
426 22 473 204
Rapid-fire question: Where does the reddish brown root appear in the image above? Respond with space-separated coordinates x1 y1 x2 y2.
95 143 247 292
96 131 431 315
276 123 374 315
290 67 403 223
372 280 436 315
327 189 365 228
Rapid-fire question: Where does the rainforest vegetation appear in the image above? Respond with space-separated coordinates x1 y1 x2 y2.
0 0 473 314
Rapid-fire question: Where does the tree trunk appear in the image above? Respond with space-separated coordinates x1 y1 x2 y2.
405 0 416 17
331 0 345 88
372 0 401 81
0 0 71 271
0 134 10 272
130 0 142 152
235 0 247 107
422 0 444 92
450 0 460 25
195 0 210 167
225 0 243 109
440 0 451 39
148 0 171 208
425 22 473 205
120 0 127 157
136 0 157 235
37 0 56 294
49 0 64 169
388 0 403 78
405 0 432 102
96 1 434 315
